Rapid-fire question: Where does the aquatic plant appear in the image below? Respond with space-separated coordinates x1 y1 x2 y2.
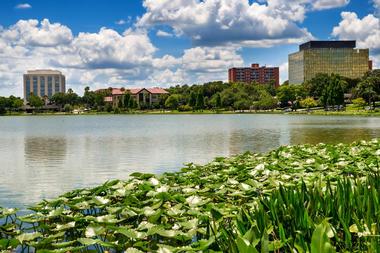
0 139 379 252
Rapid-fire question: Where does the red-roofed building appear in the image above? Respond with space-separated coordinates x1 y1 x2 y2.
129 87 169 106
96 87 169 108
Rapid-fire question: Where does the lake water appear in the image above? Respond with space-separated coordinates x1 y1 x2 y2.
0 114 379 209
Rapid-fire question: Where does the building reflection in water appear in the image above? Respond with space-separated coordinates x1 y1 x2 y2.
289 128 379 145
228 129 282 155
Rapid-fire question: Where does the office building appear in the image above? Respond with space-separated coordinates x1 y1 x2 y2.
289 40 371 84
228 64 280 87
23 70 66 102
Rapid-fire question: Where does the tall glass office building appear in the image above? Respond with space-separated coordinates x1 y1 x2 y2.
288 41 371 84
23 70 66 103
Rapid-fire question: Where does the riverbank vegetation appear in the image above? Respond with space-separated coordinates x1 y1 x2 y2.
0 70 379 115
1 139 379 252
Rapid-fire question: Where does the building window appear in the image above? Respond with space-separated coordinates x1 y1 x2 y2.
48 76 53 97
40 76 45 97
33 76 38 96
54 76 60 93
26 77 31 100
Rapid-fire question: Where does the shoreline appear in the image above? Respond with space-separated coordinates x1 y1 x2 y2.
2 109 380 117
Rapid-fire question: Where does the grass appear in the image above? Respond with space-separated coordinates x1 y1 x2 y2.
0 139 379 252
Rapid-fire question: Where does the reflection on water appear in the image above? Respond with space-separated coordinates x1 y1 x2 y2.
0 114 379 209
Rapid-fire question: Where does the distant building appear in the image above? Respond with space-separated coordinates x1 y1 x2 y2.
23 70 66 102
99 87 169 107
228 63 280 87
129 88 169 106
288 40 372 84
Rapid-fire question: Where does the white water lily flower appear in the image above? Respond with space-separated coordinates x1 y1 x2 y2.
149 177 160 186
305 158 315 164
156 185 168 193
172 224 180 230
227 178 239 185
182 187 196 193
263 169 271 176
85 227 96 237
240 183 251 191
186 195 202 206
255 163 265 170
280 152 292 158
143 207 156 216
56 221 75 230
337 161 348 167
94 196 109 205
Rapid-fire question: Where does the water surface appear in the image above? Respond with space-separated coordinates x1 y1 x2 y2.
0 114 379 209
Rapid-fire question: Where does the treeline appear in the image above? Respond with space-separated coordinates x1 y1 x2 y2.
163 69 380 111
0 70 379 114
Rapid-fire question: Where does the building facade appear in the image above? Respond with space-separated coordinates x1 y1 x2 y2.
289 41 371 84
228 63 280 87
100 87 169 107
23 70 66 102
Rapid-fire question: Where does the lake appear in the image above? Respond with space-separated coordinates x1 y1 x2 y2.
0 114 379 209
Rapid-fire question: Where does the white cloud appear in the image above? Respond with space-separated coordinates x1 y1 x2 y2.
138 0 314 47
115 19 126 25
332 12 380 53
0 18 243 96
15 3 31 9
279 62 288 84
182 46 243 73
312 0 349 10
332 12 380 69
156 30 173 37
2 19 73 47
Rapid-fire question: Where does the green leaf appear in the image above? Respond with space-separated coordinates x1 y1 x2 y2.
311 220 336 253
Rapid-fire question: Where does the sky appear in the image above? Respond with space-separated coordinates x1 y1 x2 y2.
0 0 379 97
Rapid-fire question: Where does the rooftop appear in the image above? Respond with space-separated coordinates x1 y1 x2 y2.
299 40 356 51
26 69 63 75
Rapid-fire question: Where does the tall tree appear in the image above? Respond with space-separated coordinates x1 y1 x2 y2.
29 94 44 109
195 92 204 110
188 91 197 107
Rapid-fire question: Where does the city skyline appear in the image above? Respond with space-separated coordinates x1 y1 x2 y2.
0 0 379 97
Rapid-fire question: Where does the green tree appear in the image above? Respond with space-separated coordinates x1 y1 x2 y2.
0 97 7 114
29 94 44 109
64 104 73 112
51 92 67 107
195 92 204 110
220 89 235 107
356 70 380 107
307 73 346 109
123 93 131 109
233 99 251 111
300 97 318 110
352 97 366 109
253 95 278 110
82 87 96 108
165 95 180 110
188 91 197 107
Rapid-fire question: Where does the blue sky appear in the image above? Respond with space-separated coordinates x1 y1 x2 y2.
0 0 379 96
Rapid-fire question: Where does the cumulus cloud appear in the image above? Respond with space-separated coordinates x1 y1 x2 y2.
332 12 380 53
0 18 244 96
137 0 314 47
115 19 126 25
156 30 173 37
332 12 380 68
2 19 73 47
15 3 31 9
312 0 349 10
